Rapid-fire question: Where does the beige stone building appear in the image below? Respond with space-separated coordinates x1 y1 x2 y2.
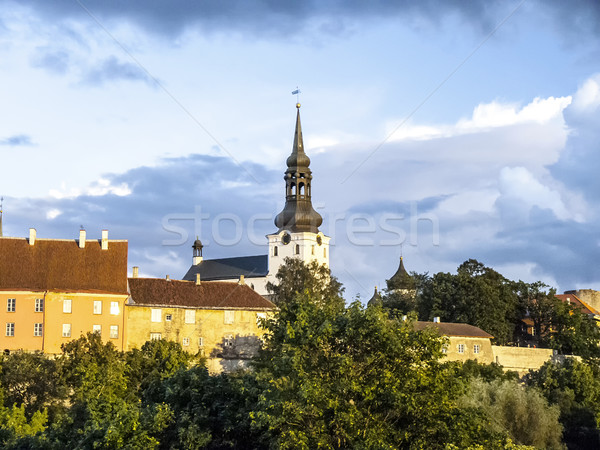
126 275 276 373
413 320 495 364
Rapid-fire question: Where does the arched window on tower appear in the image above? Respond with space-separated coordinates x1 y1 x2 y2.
295 244 300 255
324 248 327 258
299 182 305 196
273 246 278 256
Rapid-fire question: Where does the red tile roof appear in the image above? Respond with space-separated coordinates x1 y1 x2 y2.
0 237 128 294
128 277 276 310
413 321 493 338
555 294 600 316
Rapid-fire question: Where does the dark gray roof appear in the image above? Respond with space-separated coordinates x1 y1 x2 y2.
182 255 268 282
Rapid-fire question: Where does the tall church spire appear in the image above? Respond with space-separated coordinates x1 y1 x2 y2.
274 103 323 233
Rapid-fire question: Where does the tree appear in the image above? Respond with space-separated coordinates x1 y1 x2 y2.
526 358 600 450
417 260 519 344
266 257 344 308
459 378 564 449
0 351 66 420
516 282 600 358
147 366 267 449
126 339 195 401
252 293 508 449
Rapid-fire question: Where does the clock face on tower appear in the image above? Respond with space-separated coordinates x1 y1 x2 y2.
316 235 322 246
282 233 291 245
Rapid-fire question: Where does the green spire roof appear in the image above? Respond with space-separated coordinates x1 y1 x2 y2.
386 257 415 291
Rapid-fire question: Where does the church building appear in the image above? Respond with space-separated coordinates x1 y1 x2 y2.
182 103 330 296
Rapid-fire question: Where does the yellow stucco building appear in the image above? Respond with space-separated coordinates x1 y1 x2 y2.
126 275 276 373
0 229 129 353
414 320 495 364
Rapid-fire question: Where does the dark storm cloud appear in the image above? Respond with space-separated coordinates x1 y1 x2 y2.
4 154 279 279
11 0 600 40
0 134 34 146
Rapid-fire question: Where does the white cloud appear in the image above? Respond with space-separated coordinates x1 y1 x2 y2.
46 208 61 219
571 74 600 113
498 166 569 220
50 178 132 199
387 96 571 142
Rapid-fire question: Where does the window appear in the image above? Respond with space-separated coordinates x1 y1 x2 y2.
198 337 204 347
311 245 315 255
441 344 448 354
110 301 119 315
256 312 267 325
165 314 172 322
224 334 234 347
63 299 72 314
7 298 15 312
185 309 195 324
224 310 235 324
473 344 480 354
110 325 118 339
457 344 465 354
273 246 278 256
35 298 44 312
62 324 71 338
150 332 162 341
6 323 14 337
324 248 327 258
93 324 101 334
295 244 300 255
34 323 43 337
182 337 190 346
151 309 161 323
93 300 102 314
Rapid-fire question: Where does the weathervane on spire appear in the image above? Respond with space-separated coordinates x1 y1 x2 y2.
292 86 301 106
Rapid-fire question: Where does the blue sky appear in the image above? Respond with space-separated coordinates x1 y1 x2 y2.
1 1 600 300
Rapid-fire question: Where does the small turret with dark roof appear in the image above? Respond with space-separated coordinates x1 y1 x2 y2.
367 286 383 307
274 103 323 233
386 256 416 293
192 237 203 265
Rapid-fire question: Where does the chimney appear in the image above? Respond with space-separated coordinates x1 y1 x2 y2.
195 273 201 286
79 229 86 248
166 275 170 281
132 266 139 278
433 316 440 323
239 275 245 285
29 228 36 246
101 229 108 250
566 297 571 304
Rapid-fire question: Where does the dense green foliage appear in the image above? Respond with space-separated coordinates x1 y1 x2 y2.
0 259 597 448
380 259 600 355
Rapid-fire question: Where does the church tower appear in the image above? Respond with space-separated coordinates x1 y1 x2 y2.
267 103 330 280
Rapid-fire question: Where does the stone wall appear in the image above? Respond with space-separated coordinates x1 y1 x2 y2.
491 345 554 375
